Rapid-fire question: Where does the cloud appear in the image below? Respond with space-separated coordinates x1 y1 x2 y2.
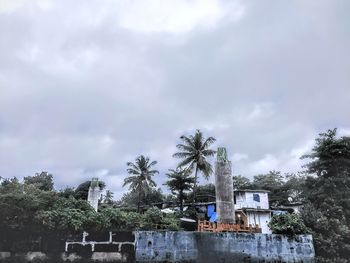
116 0 245 33
0 0 349 199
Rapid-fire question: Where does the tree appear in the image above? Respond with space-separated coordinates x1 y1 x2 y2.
58 187 76 198
187 183 216 203
301 129 350 262
251 170 287 206
232 175 252 190
24 171 54 191
281 173 307 203
123 155 159 212
103 190 114 204
74 180 106 200
165 168 194 214
268 213 309 236
141 207 180 231
0 177 21 193
173 129 216 205
117 188 164 210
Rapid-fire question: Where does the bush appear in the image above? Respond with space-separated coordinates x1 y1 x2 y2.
268 213 309 236
140 207 180 230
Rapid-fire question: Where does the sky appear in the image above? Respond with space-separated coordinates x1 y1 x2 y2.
0 0 349 199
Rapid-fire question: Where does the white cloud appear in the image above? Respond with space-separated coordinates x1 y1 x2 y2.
116 0 245 33
0 0 53 13
232 153 248 162
0 0 349 199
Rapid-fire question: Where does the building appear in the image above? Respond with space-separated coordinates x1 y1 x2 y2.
234 189 272 234
191 189 272 233
272 202 303 215
87 178 102 212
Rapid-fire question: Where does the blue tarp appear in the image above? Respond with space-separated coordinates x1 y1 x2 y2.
207 204 215 217
209 212 217 222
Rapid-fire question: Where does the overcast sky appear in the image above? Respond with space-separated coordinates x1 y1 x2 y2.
0 0 349 199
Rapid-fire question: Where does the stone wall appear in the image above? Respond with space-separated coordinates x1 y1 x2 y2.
0 231 314 262
136 231 315 263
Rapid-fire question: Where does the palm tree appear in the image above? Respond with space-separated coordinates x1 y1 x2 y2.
173 129 216 205
165 168 195 214
123 155 159 212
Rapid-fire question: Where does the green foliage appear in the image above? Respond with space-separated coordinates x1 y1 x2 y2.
123 155 159 212
0 174 179 234
141 207 180 230
173 129 216 204
141 207 163 229
165 168 194 213
232 175 252 190
117 188 164 211
124 211 143 230
233 173 306 206
0 181 58 230
252 170 288 206
268 213 309 236
103 190 114 204
281 173 307 203
58 187 76 198
74 180 106 200
35 196 94 231
301 129 350 262
0 177 22 193
23 172 54 191
187 183 215 203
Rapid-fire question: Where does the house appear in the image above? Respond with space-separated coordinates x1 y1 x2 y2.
234 189 272 234
272 202 303 215
191 189 272 233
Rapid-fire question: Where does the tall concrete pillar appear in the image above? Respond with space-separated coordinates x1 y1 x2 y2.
88 178 101 212
215 147 235 224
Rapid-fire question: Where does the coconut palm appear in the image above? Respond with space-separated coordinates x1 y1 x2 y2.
165 168 195 214
173 129 216 205
123 155 159 212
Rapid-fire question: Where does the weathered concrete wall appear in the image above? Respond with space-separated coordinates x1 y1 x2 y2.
0 231 314 262
88 186 101 212
136 231 315 263
215 160 235 224
0 231 135 262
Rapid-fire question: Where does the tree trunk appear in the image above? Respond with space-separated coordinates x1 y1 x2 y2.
179 190 184 215
137 188 141 213
192 165 198 206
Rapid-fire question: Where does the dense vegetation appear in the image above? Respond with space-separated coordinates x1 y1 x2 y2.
0 128 349 262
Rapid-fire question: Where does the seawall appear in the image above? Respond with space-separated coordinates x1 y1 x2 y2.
0 231 314 262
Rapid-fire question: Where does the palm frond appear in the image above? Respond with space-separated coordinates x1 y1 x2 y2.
147 160 158 168
202 149 216 157
126 168 141 175
177 157 194 169
179 135 196 148
175 144 195 153
201 137 216 150
173 152 194 159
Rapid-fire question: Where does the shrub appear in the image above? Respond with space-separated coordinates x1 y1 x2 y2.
268 213 309 236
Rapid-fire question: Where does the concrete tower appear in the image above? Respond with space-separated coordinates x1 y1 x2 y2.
215 147 235 224
87 178 101 212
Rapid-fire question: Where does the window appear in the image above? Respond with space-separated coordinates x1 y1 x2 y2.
253 193 260 202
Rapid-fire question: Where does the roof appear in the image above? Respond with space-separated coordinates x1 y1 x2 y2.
234 189 270 193
237 208 272 212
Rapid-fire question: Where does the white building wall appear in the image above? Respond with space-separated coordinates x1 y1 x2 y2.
246 211 272 234
234 192 269 210
88 186 101 212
